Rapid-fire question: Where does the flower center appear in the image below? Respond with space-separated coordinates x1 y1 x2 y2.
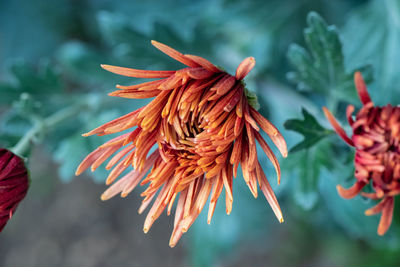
353 105 400 185
155 73 246 183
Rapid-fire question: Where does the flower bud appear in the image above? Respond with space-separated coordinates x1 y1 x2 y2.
0 148 29 232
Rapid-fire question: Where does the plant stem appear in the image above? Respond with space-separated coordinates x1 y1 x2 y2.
10 102 88 157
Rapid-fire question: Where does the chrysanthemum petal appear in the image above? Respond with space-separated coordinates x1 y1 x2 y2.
77 44 288 247
365 197 388 216
354 71 372 105
249 107 287 157
184 54 221 72
101 64 175 78
151 40 199 68
211 75 236 95
101 171 133 201
336 181 366 199
254 131 281 184
346 105 355 126
258 163 283 223
235 57 255 80
116 79 164 90
323 107 354 147
109 89 160 99
377 197 394 235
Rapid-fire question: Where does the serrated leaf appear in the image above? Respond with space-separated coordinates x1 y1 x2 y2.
10 60 62 93
0 84 21 105
0 60 63 105
56 41 114 86
287 11 373 103
0 110 32 147
284 108 332 153
285 140 334 210
342 0 400 104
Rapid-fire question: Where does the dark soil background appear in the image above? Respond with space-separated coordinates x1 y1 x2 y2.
0 148 188 267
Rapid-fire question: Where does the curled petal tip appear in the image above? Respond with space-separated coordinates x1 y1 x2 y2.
143 227 149 234
365 210 373 216
354 71 372 105
336 185 351 199
279 217 284 223
377 197 394 236
323 107 354 146
150 40 199 67
280 141 288 158
100 193 108 201
273 133 288 158
336 181 366 199
75 165 85 176
236 57 256 80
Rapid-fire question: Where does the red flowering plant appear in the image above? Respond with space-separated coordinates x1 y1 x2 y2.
285 11 400 239
0 148 29 232
323 72 400 235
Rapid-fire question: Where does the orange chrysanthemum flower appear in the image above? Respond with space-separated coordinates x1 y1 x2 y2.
323 71 400 236
76 41 287 247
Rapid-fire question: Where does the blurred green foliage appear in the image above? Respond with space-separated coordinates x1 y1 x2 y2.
284 107 333 153
1 0 400 266
287 12 373 103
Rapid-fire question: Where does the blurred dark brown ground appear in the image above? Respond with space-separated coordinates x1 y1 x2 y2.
0 148 188 267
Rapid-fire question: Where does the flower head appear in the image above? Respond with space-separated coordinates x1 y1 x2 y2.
76 41 287 247
0 148 29 232
323 71 400 236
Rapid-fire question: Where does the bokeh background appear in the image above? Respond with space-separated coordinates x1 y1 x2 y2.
1 0 400 266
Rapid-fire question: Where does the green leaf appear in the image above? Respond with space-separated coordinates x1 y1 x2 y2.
56 41 114 86
342 0 400 104
285 140 334 210
287 12 373 102
284 108 332 153
10 60 62 93
0 60 63 105
0 110 32 147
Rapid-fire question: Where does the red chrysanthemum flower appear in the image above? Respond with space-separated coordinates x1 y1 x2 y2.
323 71 400 236
0 148 29 232
76 41 287 247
